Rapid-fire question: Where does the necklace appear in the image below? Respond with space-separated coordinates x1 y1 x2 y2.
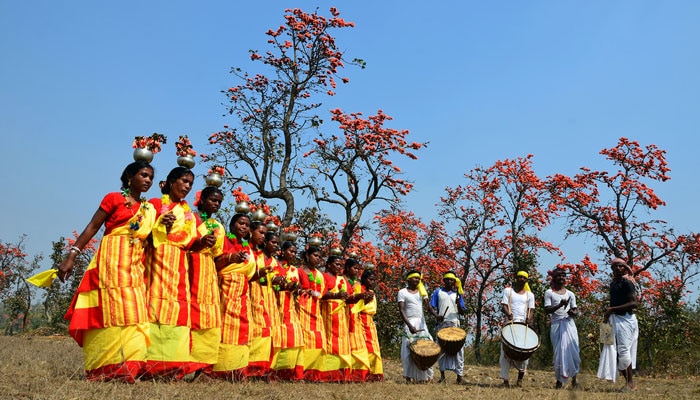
161 194 194 232
306 268 322 298
200 212 220 234
226 232 249 248
121 188 147 232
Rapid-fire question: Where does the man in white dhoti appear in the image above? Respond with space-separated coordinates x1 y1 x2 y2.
597 258 638 392
430 271 467 384
398 270 438 383
544 268 580 389
500 270 535 387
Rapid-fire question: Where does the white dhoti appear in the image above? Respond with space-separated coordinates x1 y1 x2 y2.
550 317 580 383
597 313 638 382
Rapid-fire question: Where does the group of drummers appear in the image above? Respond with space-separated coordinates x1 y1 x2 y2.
398 262 639 391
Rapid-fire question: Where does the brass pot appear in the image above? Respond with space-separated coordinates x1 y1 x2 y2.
308 236 323 247
235 201 250 214
251 209 267 222
133 148 154 163
282 232 298 243
266 222 279 232
177 155 196 169
205 172 223 187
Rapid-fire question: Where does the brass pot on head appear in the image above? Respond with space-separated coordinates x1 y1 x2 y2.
205 172 223 187
330 247 343 257
235 201 250 214
308 236 323 248
251 209 267 222
266 222 279 232
283 232 298 243
133 148 154 163
177 155 196 169
364 263 375 270
348 251 358 259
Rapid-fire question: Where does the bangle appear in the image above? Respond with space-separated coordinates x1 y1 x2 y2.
69 246 82 254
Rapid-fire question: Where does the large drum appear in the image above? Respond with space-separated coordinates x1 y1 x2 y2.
409 339 441 371
501 322 540 362
437 326 466 355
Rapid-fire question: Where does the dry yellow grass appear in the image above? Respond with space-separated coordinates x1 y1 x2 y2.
1 335 698 399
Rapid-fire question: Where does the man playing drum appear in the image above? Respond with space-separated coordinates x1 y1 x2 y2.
430 271 467 384
499 270 535 387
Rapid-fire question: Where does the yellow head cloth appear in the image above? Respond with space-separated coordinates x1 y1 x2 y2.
26 269 58 288
443 272 463 295
406 272 428 298
516 270 531 292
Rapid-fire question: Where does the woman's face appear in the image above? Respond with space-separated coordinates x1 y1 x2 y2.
250 225 267 246
326 258 343 276
130 167 154 194
169 173 194 202
264 235 280 255
231 216 250 238
306 251 322 269
346 264 361 279
282 245 297 263
201 192 223 215
363 274 376 289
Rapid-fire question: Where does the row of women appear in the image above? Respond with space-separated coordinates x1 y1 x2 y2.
58 161 384 383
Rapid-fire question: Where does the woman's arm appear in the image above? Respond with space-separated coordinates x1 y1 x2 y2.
57 207 109 281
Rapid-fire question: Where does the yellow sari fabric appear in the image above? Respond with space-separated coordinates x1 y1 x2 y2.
189 218 225 367
213 246 256 377
65 194 156 382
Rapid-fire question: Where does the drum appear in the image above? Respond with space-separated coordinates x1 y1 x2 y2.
500 322 540 362
437 326 466 355
409 339 441 371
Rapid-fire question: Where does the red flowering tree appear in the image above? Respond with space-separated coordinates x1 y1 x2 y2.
0 236 38 334
368 208 451 353
205 7 363 226
439 155 560 362
304 109 425 248
546 137 700 371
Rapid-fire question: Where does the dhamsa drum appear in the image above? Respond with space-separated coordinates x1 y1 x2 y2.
409 339 441 370
437 326 467 355
500 322 540 362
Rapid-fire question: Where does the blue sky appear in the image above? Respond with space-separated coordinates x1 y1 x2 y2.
2 1 699 282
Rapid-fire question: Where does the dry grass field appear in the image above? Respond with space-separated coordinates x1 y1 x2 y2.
1 335 699 400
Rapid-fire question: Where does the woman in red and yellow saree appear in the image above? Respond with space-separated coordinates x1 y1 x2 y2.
144 167 197 380
60 161 156 383
269 240 304 381
297 246 329 382
210 213 256 381
344 259 371 382
187 187 225 376
246 222 280 379
359 269 384 381
320 256 352 382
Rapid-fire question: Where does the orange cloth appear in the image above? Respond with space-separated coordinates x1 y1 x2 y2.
359 284 383 381
212 238 256 379
144 198 198 379
270 262 304 381
64 192 156 382
298 268 328 381
320 274 351 382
